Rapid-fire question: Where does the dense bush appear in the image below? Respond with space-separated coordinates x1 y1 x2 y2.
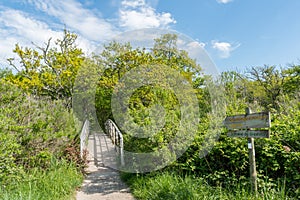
171 72 300 198
0 31 86 198
0 79 83 187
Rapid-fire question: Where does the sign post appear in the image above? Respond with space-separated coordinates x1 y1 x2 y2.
245 108 258 194
223 108 271 194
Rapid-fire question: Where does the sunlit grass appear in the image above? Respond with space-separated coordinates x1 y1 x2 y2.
122 172 294 200
0 159 83 200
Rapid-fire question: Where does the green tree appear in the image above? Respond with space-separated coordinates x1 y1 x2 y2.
283 65 300 95
0 68 12 79
93 34 207 171
245 65 286 111
7 29 85 108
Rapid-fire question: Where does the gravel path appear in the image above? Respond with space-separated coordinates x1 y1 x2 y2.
76 133 135 200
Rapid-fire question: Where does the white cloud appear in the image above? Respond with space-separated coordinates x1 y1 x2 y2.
0 0 178 66
211 41 240 58
0 8 62 44
0 8 64 66
119 0 176 30
0 36 18 67
216 0 233 4
0 7 97 67
187 41 206 49
122 0 145 8
26 0 118 41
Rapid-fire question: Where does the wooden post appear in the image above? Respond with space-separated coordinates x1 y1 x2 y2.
246 108 258 194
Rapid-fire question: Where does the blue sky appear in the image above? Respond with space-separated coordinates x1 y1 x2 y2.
1 0 300 72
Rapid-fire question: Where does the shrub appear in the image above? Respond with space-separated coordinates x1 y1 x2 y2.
0 80 81 186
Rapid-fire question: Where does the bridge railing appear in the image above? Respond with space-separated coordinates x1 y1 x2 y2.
80 119 90 158
105 119 125 166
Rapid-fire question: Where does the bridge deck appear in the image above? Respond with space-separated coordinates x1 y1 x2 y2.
90 132 118 169
76 132 134 200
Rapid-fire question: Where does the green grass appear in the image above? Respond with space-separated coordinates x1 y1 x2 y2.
121 172 294 200
0 159 83 200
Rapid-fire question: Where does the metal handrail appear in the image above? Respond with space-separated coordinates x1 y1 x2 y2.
80 119 90 158
105 119 125 166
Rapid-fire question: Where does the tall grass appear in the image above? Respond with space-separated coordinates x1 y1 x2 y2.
122 172 294 200
0 159 83 200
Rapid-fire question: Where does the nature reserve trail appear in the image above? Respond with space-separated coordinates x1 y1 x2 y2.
76 132 135 200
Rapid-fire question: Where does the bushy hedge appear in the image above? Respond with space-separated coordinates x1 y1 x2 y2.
0 80 82 187
172 101 300 198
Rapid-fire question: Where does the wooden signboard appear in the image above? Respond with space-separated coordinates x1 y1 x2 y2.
223 112 270 130
227 130 269 138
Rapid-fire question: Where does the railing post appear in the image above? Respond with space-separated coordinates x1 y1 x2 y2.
120 134 124 166
80 119 89 158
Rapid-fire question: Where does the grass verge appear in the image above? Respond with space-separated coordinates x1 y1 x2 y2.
0 159 83 200
121 172 294 200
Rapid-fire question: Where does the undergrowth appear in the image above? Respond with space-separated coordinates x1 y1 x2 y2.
121 172 295 200
0 159 83 200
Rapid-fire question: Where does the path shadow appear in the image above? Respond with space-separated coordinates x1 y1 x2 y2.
79 132 131 196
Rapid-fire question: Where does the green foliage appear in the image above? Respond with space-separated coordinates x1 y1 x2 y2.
245 65 286 110
266 103 300 196
0 159 83 200
0 67 13 79
0 79 80 186
7 29 85 108
94 34 207 171
167 66 299 198
73 56 104 122
122 172 292 200
0 128 23 184
0 31 88 198
283 65 300 95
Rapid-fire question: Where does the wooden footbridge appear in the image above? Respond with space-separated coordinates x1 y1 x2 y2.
76 120 134 200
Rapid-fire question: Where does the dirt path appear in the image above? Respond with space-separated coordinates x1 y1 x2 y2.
76 133 135 200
